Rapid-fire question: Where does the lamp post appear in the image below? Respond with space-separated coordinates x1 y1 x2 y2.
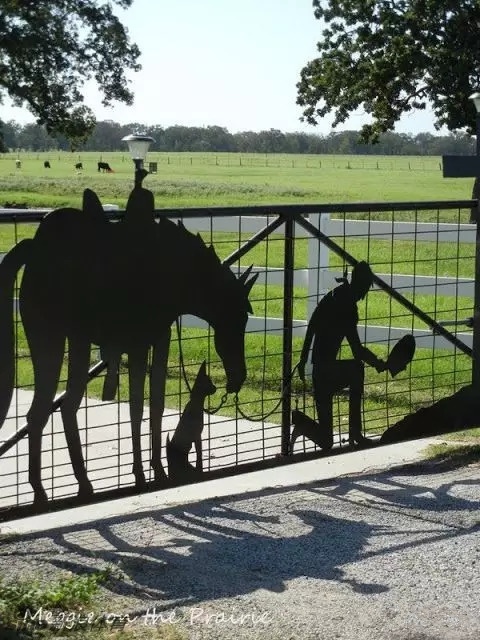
469 93 480 223
121 133 155 187
470 92 480 149
469 92 480 389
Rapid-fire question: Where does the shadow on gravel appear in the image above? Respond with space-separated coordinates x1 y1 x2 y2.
1 464 478 611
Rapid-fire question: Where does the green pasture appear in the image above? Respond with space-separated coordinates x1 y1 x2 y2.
0 150 474 212
0 150 475 442
11 234 473 436
12 319 470 438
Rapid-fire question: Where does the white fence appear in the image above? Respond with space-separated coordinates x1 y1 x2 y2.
180 214 474 352
2 211 473 352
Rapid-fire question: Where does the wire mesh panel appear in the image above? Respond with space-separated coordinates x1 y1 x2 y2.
174 210 288 469
296 203 474 453
0 199 475 520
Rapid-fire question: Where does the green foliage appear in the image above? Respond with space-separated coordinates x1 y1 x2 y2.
0 566 188 638
0 119 6 153
0 569 112 621
297 1 480 141
423 441 480 465
1 118 477 155
0 568 122 639
0 0 140 147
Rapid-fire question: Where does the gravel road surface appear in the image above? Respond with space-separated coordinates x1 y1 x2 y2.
0 457 478 640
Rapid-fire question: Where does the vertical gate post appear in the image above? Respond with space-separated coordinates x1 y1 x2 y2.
281 215 295 455
473 198 480 389
469 96 480 388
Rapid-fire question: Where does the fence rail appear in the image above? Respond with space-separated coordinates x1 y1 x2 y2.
0 153 445 172
1 205 474 350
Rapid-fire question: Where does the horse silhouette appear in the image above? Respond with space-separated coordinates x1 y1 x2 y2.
0 187 257 507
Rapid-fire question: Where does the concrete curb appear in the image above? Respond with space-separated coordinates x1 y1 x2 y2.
0 436 438 536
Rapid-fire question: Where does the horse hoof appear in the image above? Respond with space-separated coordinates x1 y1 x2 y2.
77 484 94 500
153 467 169 488
153 476 170 490
134 476 148 492
33 493 49 510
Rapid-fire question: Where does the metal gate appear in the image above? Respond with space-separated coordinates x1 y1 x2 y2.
0 195 477 521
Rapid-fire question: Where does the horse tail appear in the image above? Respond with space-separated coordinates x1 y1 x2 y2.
0 239 33 428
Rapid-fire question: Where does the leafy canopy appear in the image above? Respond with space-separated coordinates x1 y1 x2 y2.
297 1 480 141
0 0 141 146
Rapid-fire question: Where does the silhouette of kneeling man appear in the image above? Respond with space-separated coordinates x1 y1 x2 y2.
294 261 386 451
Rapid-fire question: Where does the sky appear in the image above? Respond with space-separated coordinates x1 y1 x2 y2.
2 0 443 135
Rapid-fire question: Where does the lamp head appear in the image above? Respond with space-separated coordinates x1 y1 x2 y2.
121 133 155 161
469 92 480 114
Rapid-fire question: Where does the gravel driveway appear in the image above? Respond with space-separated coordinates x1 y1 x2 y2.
0 457 479 640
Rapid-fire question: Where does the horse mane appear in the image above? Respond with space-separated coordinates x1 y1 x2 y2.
80 187 253 314
175 220 239 285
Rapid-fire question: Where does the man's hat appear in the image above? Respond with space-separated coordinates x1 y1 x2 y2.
386 334 416 377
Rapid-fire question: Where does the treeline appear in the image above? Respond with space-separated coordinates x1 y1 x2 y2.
1 119 475 156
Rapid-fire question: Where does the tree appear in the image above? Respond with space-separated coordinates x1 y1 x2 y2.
83 119 126 151
297 1 480 143
17 122 52 151
0 0 140 148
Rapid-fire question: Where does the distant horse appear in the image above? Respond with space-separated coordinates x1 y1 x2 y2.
97 161 112 173
44 161 51 169
0 187 257 507
75 162 83 170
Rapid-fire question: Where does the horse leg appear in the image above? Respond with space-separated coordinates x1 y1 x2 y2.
26 330 65 508
150 329 171 486
128 345 149 490
61 337 94 499
100 345 120 401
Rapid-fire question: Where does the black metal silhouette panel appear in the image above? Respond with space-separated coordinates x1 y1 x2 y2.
292 262 416 452
0 186 258 508
0 198 476 520
166 360 216 484
380 385 479 443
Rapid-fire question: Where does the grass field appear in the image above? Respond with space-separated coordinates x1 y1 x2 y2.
9 229 474 437
0 150 474 210
0 150 476 445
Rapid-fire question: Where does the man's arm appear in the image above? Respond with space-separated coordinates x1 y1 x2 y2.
346 325 386 372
